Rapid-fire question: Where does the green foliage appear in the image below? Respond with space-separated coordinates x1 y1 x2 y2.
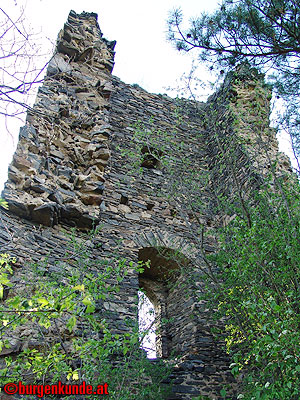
0 253 14 301
123 75 300 398
168 0 300 163
0 230 171 399
194 75 300 398
206 179 300 399
168 1 300 70
0 198 8 209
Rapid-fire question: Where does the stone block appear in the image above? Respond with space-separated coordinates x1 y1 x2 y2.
47 54 72 76
32 202 59 227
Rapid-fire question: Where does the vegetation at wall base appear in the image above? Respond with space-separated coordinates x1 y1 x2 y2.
167 4 300 394
206 178 300 400
119 68 300 397
0 229 171 400
1 2 299 397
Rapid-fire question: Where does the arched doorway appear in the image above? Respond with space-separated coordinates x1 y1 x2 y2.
138 246 192 359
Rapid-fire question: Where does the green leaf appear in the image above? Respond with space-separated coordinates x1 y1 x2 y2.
37 298 49 307
0 276 11 286
85 304 95 314
82 296 93 306
67 315 76 333
8 297 20 308
72 284 85 291
0 198 8 209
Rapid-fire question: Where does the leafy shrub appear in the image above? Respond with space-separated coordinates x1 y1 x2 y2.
0 229 170 399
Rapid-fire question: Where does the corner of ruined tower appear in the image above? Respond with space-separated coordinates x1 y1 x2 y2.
202 62 293 205
3 10 116 230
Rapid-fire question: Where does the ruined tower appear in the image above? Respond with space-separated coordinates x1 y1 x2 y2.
0 10 292 399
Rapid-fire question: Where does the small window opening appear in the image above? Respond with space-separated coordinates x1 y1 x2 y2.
141 146 162 169
138 290 156 358
146 203 154 211
120 194 129 205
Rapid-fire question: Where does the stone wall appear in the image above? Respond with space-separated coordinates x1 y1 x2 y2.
0 10 292 400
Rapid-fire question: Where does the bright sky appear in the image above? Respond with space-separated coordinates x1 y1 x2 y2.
0 0 296 189
24 0 220 92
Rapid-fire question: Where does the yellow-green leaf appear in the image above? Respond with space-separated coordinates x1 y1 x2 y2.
82 296 92 306
72 284 85 291
37 298 49 307
67 315 76 332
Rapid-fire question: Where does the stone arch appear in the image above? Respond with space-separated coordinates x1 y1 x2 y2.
134 229 199 262
134 229 200 358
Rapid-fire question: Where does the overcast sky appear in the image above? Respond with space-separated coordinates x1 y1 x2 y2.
0 0 295 189
22 0 219 92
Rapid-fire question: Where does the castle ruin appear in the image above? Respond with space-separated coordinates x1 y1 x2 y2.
0 10 292 399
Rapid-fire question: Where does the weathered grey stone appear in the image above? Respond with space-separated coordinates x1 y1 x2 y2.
31 202 59 226
61 204 82 219
0 341 21 356
58 188 76 199
94 148 110 160
125 213 140 221
2 196 30 219
47 54 72 76
12 155 32 171
81 194 102 206
27 153 41 171
131 201 147 210
0 10 292 400
81 182 104 194
7 166 24 184
30 184 51 194
77 213 99 230
91 128 111 138
48 190 64 205
19 125 37 140
50 149 65 160
57 40 79 58
56 166 73 178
